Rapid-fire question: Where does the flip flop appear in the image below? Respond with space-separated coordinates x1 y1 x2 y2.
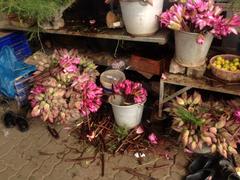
186 169 215 180
15 116 29 132
188 156 210 173
3 111 16 128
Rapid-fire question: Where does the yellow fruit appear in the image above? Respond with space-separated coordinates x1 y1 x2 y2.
216 61 222 65
225 60 230 64
216 65 221 69
234 62 239 66
233 58 239 63
230 66 237 71
216 56 222 61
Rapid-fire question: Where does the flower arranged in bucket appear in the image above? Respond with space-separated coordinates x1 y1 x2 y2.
160 0 240 67
29 49 103 124
109 80 147 129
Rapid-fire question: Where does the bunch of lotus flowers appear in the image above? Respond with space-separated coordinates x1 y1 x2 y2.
165 92 240 158
113 80 147 105
29 49 103 124
160 0 240 44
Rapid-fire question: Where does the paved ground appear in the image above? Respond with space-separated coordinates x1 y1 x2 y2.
0 102 189 180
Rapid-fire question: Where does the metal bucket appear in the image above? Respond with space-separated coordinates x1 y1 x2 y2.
175 31 214 67
109 95 144 129
120 0 164 36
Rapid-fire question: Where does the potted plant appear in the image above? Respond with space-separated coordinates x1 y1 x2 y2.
160 0 240 67
0 0 75 29
29 49 103 124
108 79 147 129
105 0 164 36
165 92 240 158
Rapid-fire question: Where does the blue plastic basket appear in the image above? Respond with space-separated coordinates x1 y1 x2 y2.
0 32 32 61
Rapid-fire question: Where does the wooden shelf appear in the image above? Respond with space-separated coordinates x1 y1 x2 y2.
162 73 240 96
0 21 169 45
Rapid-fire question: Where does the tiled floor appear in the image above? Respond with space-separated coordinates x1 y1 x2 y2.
0 102 189 180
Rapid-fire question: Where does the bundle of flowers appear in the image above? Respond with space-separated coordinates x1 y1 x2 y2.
29 49 103 124
165 92 240 158
160 0 240 44
113 79 148 105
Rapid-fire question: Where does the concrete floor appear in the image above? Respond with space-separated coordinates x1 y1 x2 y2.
0 102 189 180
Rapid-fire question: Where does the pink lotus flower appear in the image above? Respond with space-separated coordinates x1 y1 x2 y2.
113 79 147 105
136 126 144 134
30 85 45 95
160 0 240 42
234 109 240 123
87 131 96 142
197 34 205 44
148 133 158 144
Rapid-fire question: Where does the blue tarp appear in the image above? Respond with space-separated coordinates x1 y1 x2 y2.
0 46 36 98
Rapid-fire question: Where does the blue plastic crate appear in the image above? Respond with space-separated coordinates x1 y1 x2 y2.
0 32 32 61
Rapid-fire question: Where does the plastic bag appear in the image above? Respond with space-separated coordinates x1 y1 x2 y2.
0 46 36 98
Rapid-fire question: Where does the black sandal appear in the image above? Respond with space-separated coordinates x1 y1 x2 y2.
15 116 29 132
3 111 16 128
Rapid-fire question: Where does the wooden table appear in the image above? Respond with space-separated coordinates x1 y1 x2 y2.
158 73 240 117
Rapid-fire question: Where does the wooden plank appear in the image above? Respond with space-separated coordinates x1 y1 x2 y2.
158 80 164 118
0 21 169 45
162 73 240 96
159 86 192 105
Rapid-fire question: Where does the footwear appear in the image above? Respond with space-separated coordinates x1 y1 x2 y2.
15 116 29 132
186 169 215 180
3 111 16 128
218 159 236 180
228 173 240 180
188 156 210 173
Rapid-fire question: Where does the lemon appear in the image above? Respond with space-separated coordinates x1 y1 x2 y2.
233 58 239 63
225 60 230 64
216 65 222 69
234 62 240 66
216 56 222 61
216 60 222 65
230 66 237 71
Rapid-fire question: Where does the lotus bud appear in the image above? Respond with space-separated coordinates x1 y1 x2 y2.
188 136 193 144
42 112 49 122
209 127 217 134
215 120 226 129
218 143 224 154
203 132 216 139
176 97 185 106
191 141 197 150
229 141 237 149
31 105 41 117
40 101 47 109
197 140 203 150
192 92 202 105
178 120 184 127
201 135 212 146
190 130 195 135
223 150 228 158
181 92 187 101
182 130 190 147
211 144 217 153
43 103 50 112
228 146 238 155
60 112 66 120
212 137 217 143
193 135 198 142
187 96 193 105
47 87 54 94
